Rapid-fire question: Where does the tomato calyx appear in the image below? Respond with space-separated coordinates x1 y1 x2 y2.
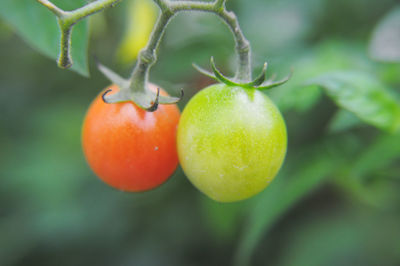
194 57 292 90
97 62 183 112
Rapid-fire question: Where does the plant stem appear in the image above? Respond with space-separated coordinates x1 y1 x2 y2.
58 22 73 68
38 0 253 107
173 1 251 81
37 0 122 68
218 11 251 82
67 0 124 26
130 0 252 89
36 0 65 17
129 12 173 91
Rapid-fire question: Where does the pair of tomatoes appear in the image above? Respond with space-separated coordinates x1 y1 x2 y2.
82 83 287 202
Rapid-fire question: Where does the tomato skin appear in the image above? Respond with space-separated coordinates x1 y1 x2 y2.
177 84 287 202
82 84 180 192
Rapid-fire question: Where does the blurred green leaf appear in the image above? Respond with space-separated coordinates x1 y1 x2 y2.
0 0 89 76
350 132 400 178
0 214 38 266
369 5 400 62
328 109 363 133
308 71 400 133
280 213 365 266
238 0 326 54
201 198 247 242
378 63 400 85
234 137 353 266
335 132 400 208
269 40 373 113
1 101 88 209
336 173 400 209
279 211 400 266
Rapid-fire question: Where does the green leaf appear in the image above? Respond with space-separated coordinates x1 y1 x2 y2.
234 138 351 266
0 0 89 76
328 109 363 133
378 62 400 85
278 210 400 266
336 173 400 209
279 213 365 266
308 71 400 133
350 132 400 179
201 198 247 242
334 132 400 208
269 40 373 113
369 5 400 62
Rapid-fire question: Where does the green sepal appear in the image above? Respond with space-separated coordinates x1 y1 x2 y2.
210 57 241 87
97 62 183 111
194 57 291 91
244 62 268 87
192 63 218 81
256 69 293 90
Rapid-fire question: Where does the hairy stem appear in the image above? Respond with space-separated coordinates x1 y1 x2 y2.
37 0 122 68
38 0 253 108
129 11 173 90
171 1 251 81
36 0 65 17
130 0 252 90
218 11 251 82
58 22 73 68
66 0 123 26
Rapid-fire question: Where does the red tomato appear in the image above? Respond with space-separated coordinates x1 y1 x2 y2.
82 84 180 192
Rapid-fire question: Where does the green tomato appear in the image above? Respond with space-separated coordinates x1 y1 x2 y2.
177 84 287 202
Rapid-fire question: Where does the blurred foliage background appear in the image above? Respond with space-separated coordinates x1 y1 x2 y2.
1 0 400 265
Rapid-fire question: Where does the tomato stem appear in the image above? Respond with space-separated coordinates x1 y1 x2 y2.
56 20 73 69
35 0 65 17
37 0 253 109
36 0 123 69
168 0 252 82
129 11 173 92
128 0 252 101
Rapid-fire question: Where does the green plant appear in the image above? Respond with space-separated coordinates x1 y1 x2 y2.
1 1 400 266
33 0 258 110
28 0 291 198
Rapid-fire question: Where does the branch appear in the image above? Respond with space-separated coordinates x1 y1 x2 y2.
169 0 252 81
39 0 254 110
67 0 124 25
214 0 226 10
153 0 170 11
36 0 65 17
37 0 123 69
217 10 251 82
114 0 253 108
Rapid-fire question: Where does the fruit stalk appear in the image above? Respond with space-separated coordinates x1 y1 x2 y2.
37 0 253 108
129 0 252 99
170 0 251 82
36 0 123 68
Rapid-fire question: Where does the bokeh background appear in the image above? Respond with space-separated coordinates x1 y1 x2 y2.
1 0 400 265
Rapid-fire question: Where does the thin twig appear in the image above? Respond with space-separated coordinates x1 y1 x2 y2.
37 0 123 68
36 0 65 17
38 0 253 108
